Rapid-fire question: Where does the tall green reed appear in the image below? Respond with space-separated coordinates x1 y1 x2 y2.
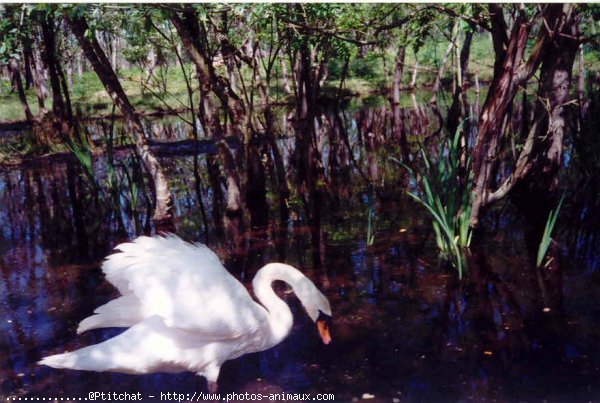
536 194 565 267
64 107 148 229
392 124 472 278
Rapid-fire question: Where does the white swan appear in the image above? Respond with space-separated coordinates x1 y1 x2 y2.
39 235 332 391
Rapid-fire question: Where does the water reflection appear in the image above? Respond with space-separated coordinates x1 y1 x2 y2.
1 101 599 400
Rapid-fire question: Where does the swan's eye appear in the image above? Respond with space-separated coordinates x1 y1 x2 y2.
317 310 332 323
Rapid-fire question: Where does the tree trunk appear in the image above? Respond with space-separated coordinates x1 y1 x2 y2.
168 6 244 214
446 29 473 138
65 13 172 225
390 44 408 160
76 48 83 77
111 34 118 71
30 37 49 116
470 4 580 228
40 15 68 124
510 5 580 232
469 6 552 227
253 46 290 210
280 57 292 96
7 59 34 122
577 45 586 129
429 32 456 105
22 47 34 90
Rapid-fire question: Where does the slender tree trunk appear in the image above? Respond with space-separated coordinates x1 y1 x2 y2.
429 33 456 105
22 48 34 90
390 44 408 160
474 71 480 117
31 37 49 115
0 66 4 96
40 15 68 123
577 45 586 130
253 47 290 210
77 48 83 77
66 51 74 89
66 13 172 225
7 59 34 122
447 29 473 138
169 6 244 214
280 57 292 96
111 34 118 71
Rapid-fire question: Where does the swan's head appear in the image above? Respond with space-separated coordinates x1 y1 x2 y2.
254 263 332 345
294 277 332 345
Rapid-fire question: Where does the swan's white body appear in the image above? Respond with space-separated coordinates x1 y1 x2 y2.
39 235 332 388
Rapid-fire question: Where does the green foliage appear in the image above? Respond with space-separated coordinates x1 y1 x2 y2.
392 124 473 278
349 52 383 82
536 194 565 268
0 5 28 63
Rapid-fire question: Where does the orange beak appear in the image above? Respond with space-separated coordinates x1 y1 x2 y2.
317 319 332 345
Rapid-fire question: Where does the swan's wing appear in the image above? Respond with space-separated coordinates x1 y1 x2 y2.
101 235 267 338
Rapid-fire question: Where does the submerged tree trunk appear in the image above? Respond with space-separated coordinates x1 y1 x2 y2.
509 6 580 231
169 6 244 214
470 4 580 229
470 6 549 227
66 13 172 225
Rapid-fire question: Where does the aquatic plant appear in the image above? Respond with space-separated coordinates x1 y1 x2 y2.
392 124 472 278
366 188 376 247
536 194 565 268
64 131 97 189
64 107 148 231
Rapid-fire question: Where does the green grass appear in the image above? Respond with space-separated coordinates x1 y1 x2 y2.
0 80 45 121
0 65 197 121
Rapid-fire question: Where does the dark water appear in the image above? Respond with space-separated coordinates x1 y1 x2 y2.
1 102 600 402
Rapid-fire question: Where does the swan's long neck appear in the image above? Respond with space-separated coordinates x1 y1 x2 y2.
252 263 309 346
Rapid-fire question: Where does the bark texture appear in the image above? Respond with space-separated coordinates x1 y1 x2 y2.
469 4 578 227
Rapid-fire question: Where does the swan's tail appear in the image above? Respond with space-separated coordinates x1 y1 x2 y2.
39 317 181 374
38 343 143 373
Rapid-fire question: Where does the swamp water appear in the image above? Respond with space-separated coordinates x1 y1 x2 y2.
1 99 599 402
